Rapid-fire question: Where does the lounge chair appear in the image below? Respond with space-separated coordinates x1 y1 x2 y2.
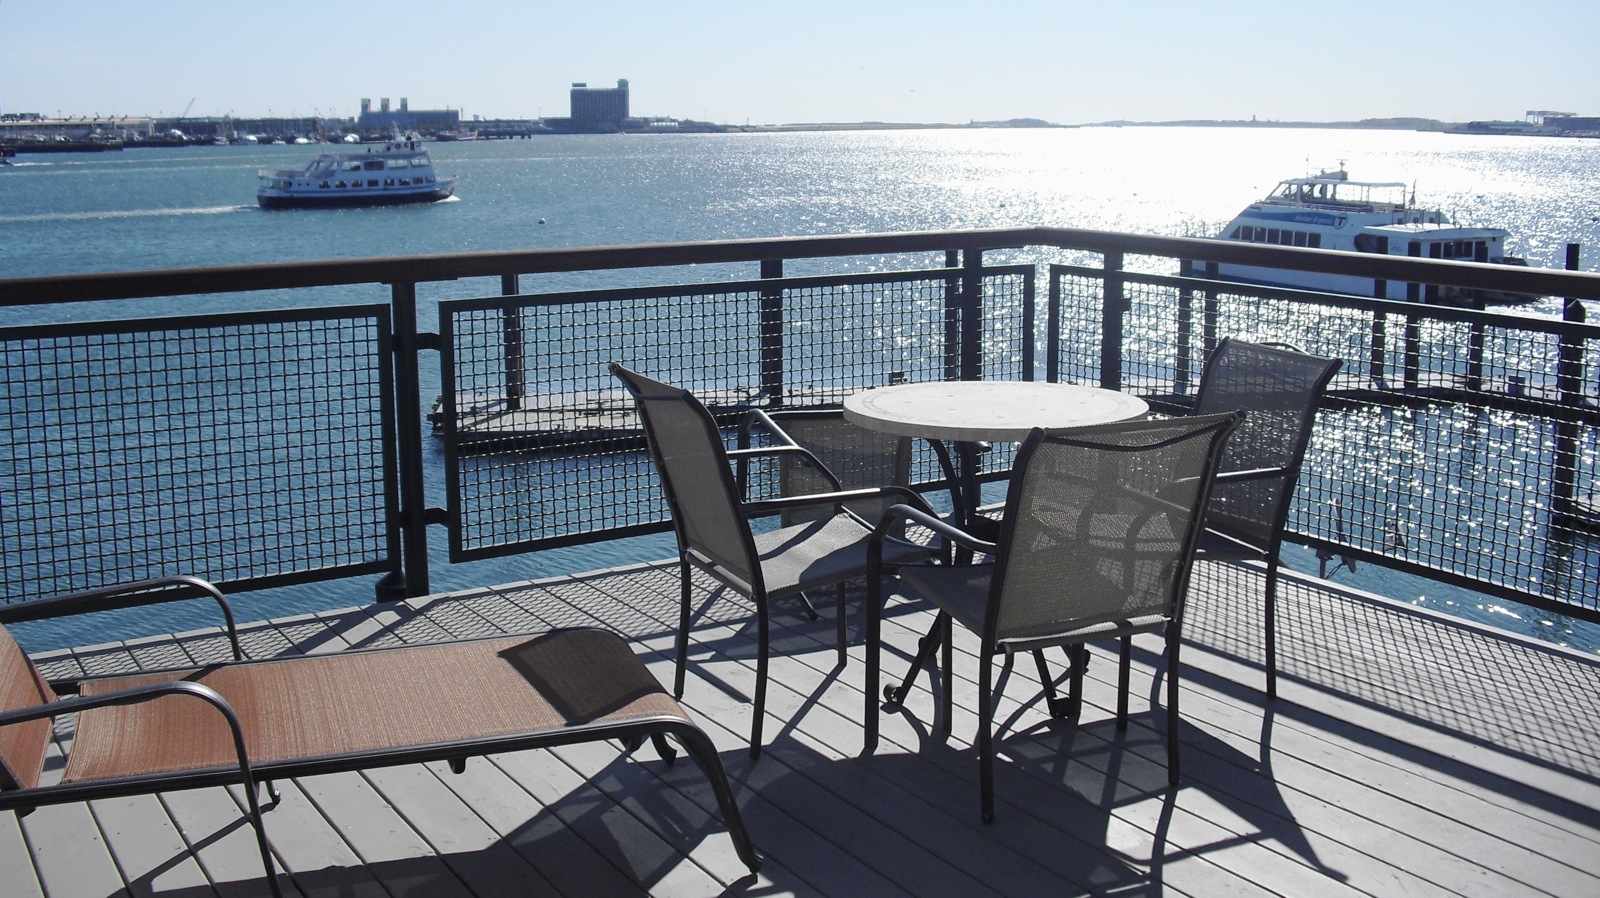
0 576 760 897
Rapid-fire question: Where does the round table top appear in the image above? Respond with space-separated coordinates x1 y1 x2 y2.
843 380 1149 442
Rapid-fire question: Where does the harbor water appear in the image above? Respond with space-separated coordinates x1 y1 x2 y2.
5 126 1600 653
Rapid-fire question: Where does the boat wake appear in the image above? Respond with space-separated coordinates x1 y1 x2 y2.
1 205 250 224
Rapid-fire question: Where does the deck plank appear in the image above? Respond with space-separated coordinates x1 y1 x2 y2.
9 556 1600 897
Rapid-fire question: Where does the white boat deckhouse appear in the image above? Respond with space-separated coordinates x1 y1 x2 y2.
1208 166 1533 304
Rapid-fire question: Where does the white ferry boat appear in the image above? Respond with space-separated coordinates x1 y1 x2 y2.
1205 166 1534 304
257 137 456 209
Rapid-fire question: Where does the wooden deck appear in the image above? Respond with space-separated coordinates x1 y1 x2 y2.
6 557 1600 897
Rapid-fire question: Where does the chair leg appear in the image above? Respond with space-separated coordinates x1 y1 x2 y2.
750 600 770 759
674 560 693 698
1116 636 1131 730
884 613 944 710
1068 643 1087 717
794 589 821 621
242 783 284 898
668 723 764 873
938 613 954 736
865 573 882 754
651 732 678 765
836 583 849 668
1264 559 1280 700
1036 647 1086 720
978 648 996 824
1167 629 1182 786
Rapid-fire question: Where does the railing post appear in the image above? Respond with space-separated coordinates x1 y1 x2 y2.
759 259 784 403
1404 241 1422 390
1464 244 1488 392
1202 261 1220 355
1553 244 1585 520
501 274 524 412
1101 251 1127 390
944 250 961 381
962 249 983 381
1045 263 1062 383
1175 259 1195 395
388 280 431 599
1370 235 1389 386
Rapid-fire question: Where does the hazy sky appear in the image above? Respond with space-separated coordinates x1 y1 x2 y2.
5 1 1598 125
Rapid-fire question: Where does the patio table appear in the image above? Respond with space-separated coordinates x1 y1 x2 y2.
842 380 1149 525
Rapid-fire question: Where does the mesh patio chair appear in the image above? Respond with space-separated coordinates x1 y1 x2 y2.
0 578 761 898
1191 339 1341 698
611 365 937 757
863 414 1240 822
739 407 960 659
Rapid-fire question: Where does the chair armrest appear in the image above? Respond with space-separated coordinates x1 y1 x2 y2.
0 576 243 662
737 408 800 449
727 444 846 495
1214 465 1286 484
870 503 995 557
745 484 935 519
0 678 236 728
0 680 266 819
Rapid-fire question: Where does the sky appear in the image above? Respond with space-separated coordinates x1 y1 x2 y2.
5 0 1600 126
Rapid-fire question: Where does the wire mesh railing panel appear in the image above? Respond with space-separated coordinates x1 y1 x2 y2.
440 268 1029 559
1051 266 1600 618
0 307 396 603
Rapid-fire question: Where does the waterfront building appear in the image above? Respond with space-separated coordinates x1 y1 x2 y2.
357 97 462 136
569 79 630 132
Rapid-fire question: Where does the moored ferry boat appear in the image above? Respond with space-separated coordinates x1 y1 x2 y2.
257 137 457 209
1204 166 1536 304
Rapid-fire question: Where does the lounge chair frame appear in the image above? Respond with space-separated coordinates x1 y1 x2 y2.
0 577 760 897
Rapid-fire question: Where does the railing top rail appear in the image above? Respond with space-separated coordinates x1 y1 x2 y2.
7 225 1600 306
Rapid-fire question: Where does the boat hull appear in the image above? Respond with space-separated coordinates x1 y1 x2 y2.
258 179 456 209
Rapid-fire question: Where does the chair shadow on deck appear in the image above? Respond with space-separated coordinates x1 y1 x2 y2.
97 742 764 898
893 644 1346 888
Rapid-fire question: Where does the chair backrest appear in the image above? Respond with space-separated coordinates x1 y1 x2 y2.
0 625 54 791
764 409 912 527
987 414 1239 645
1192 339 1341 551
610 364 760 587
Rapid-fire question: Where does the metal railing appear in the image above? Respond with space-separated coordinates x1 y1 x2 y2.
5 227 1600 626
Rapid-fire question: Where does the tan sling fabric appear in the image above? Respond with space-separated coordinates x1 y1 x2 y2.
64 630 684 783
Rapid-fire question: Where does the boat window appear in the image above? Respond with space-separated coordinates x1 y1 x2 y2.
363 159 384 171
1308 234 1321 248
1293 231 1307 247
345 161 362 171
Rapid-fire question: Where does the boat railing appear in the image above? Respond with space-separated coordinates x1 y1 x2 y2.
3 228 1600 631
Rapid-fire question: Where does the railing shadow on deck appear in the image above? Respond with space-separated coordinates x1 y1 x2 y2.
1180 563 1600 822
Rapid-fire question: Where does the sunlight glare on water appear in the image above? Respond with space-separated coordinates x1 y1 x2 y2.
5 127 1600 652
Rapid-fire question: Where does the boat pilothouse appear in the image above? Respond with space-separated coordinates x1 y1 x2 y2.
257 136 457 209
1205 166 1535 304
